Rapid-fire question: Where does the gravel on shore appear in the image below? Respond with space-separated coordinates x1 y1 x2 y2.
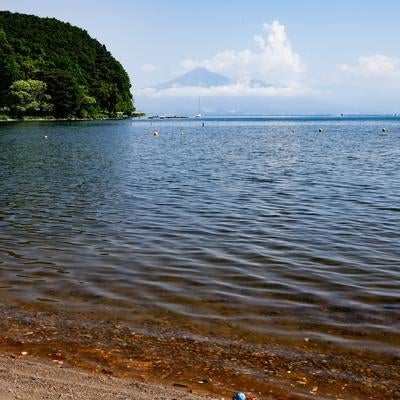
0 354 214 400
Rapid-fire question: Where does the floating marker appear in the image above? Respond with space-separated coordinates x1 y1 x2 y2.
43 135 48 139
232 392 246 400
318 128 324 133
153 130 159 136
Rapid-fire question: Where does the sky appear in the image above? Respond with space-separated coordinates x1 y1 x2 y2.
2 0 400 114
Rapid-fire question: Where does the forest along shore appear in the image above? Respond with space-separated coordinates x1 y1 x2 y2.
0 116 138 123
0 11 135 121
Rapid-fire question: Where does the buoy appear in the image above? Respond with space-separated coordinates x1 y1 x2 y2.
232 393 246 400
153 130 159 137
318 128 324 133
382 128 388 133
43 135 48 139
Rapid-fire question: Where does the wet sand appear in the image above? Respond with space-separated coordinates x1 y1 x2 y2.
1 302 399 400
0 354 212 400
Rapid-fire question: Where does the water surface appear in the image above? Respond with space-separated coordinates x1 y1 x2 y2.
1 116 399 398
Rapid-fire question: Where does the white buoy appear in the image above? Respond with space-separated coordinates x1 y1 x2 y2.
382 128 388 133
153 130 159 137
43 135 48 139
318 128 324 133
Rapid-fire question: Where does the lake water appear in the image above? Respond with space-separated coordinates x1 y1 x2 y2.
1 116 399 398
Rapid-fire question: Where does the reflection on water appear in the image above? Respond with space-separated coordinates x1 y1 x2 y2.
1 117 400 397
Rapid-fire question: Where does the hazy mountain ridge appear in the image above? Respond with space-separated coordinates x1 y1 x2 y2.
138 68 345 115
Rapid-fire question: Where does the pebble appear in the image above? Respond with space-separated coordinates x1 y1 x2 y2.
310 386 318 395
172 383 188 388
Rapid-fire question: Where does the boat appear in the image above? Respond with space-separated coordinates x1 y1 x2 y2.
194 96 202 118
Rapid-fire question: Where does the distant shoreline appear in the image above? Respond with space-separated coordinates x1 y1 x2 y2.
0 116 144 123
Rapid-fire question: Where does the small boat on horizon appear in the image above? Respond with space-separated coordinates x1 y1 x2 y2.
194 96 203 118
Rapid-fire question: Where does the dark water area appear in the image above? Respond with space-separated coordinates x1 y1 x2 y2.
1 117 400 398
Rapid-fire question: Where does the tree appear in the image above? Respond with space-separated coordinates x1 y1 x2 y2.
40 69 82 117
0 11 135 117
8 79 52 115
0 29 19 106
78 89 97 118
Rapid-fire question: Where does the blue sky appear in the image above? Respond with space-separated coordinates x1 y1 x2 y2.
2 0 400 114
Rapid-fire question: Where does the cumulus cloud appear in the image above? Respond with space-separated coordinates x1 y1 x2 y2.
137 21 314 99
181 21 305 84
140 63 160 72
339 54 400 77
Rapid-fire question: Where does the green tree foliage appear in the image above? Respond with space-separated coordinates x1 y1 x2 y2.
0 11 134 117
0 28 19 106
8 79 52 115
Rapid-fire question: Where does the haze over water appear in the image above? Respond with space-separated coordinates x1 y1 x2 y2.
1 117 400 397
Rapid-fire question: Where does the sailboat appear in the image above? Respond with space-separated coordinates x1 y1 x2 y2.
195 96 202 118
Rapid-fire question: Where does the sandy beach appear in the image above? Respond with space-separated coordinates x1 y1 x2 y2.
0 354 213 400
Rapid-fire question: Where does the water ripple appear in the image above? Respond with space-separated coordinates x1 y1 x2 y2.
1 118 400 354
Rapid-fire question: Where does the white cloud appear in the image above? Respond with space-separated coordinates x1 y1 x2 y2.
339 54 399 77
140 63 160 72
137 21 314 99
137 81 315 98
181 20 305 84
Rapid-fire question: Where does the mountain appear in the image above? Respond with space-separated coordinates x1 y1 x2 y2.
138 67 329 115
155 67 232 89
0 11 134 118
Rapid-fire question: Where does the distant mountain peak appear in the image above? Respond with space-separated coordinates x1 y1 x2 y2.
154 67 232 89
190 67 217 76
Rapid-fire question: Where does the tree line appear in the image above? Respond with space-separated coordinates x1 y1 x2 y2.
0 11 135 118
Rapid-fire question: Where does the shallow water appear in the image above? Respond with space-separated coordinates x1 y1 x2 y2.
1 116 400 398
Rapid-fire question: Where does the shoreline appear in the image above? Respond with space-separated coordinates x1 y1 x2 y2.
1 301 398 400
0 117 138 123
0 354 213 400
